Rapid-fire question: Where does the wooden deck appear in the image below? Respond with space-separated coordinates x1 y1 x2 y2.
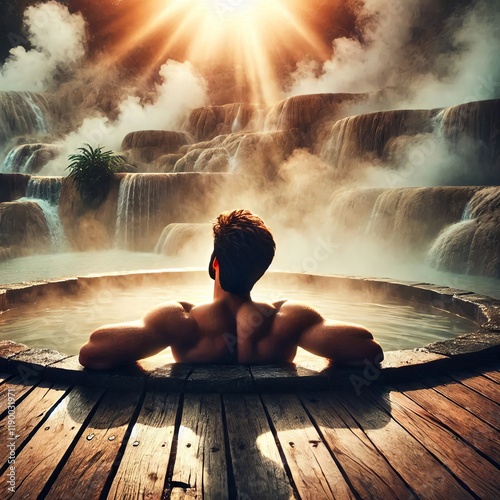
0 362 499 499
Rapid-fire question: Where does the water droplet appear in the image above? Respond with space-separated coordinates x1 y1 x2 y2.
44 426 50 431
289 442 295 448
211 446 220 453
186 443 191 448
87 434 95 441
108 435 116 441
133 441 140 447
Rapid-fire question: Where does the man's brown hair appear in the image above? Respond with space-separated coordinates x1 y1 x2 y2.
209 209 276 295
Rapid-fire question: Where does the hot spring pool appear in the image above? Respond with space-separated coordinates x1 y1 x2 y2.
0 279 478 364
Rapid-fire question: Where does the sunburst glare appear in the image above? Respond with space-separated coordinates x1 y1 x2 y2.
106 0 329 105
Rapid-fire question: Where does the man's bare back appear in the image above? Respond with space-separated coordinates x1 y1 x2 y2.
79 296 383 370
79 210 383 370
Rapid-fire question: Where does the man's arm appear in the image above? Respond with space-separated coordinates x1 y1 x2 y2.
79 302 193 370
283 302 384 366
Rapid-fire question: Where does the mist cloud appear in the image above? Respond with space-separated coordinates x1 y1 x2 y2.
41 60 207 175
287 0 500 110
0 1 86 92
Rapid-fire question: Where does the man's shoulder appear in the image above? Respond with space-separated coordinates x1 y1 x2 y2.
144 301 196 329
273 300 324 328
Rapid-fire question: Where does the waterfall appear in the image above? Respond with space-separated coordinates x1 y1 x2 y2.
115 173 231 252
0 148 17 173
22 176 67 251
21 92 49 134
116 174 175 251
0 143 60 174
426 187 500 277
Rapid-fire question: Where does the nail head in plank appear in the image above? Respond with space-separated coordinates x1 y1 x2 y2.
0 385 105 498
107 392 180 500
45 389 142 499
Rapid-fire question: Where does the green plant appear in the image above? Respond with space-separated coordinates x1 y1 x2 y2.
67 144 125 206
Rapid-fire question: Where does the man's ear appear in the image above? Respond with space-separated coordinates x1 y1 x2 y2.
208 251 216 280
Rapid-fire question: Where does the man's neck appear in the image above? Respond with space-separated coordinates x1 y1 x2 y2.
213 281 251 305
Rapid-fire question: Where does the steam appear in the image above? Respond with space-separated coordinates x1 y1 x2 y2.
0 2 86 91
287 0 500 109
41 59 207 175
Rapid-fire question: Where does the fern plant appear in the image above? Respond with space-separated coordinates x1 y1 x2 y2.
67 144 124 206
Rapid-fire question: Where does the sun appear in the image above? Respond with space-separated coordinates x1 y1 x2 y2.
107 0 330 105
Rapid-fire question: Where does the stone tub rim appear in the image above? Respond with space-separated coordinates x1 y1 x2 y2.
1 270 499 393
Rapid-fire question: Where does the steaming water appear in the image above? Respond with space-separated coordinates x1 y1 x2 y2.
0 283 478 359
0 251 177 285
1 250 499 299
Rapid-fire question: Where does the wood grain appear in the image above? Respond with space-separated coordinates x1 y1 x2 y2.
426 374 500 430
107 392 180 500
224 394 295 500
372 386 499 499
299 391 411 499
451 370 500 403
168 393 228 499
475 366 500 384
0 385 104 499
46 389 141 500
399 381 500 463
339 388 473 499
0 381 69 467
262 393 355 500
0 376 38 407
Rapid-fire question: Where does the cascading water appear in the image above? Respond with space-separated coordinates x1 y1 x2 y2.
0 143 60 174
116 174 171 251
22 177 67 251
26 176 62 205
426 187 500 277
21 92 49 134
115 173 231 252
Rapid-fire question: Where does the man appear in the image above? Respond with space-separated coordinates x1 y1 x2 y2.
79 210 383 369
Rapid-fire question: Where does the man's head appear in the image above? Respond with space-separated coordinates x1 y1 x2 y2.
209 209 275 295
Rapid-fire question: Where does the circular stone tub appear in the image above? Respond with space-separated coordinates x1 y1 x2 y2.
0 271 499 392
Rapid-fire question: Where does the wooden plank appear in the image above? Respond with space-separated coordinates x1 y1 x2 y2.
224 394 295 500
451 369 500 403
398 381 500 463
299 391 411 499
475 366 500 384
168 394 228 499
262 393 355 500
0 376 39 408
46 389 142 499
425 374 500 430
339 389 473 498
0 381 69 467
372 386 499 499
107 392 180 500
0 373 14 385
0 385 104 499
